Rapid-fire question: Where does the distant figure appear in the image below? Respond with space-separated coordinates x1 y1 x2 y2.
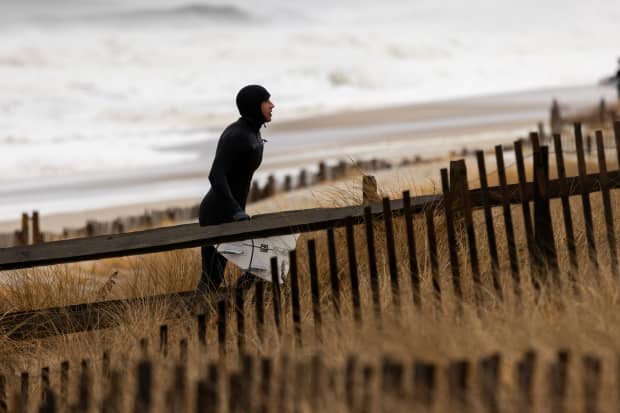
198 85 274 293
600 58 620 100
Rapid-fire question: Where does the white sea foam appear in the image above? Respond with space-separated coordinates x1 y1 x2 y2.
0 0 618 181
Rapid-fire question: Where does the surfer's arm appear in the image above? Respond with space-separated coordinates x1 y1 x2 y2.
208 138 243 215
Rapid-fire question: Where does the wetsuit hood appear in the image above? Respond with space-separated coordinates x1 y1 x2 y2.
236 85 270 130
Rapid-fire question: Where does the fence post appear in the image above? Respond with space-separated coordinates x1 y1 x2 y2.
255 280 265 344
514 140 537 281
582 355 601 413
308 239 323 342
402 191 421 307
0 375 5 413
550 99 561 135
533 145 559 286
382 197 401 311
197 313 207 350
78 359 91 413
516 350 536 412
159 324 168 358
205 363 219 413
412 361 435 408
446 360 469 409
345 216 362 325
20 213 29 246
270 257 282 338
441 168 463 306
595 130 619 277
20 372 28 412
345 356 358 412
425 208 441 305
479 353 501 413
548 350 570 413
364 206 382 321
326 228 341 316
60 361 69 410
218 298 227 357
575 123 599 272
258 357 273 413
381 357 404 408
32 211 43 244
235 287 245 354
102 370 123 413
289 250 302 347
363 175 380 204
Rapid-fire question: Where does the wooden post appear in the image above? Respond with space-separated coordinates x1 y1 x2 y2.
363 175 380 204
381 357 404 402
270 257 282 337
479 353 501 413
235 287 245 354
595 130 619 277
553 133 579 292
159 324 168 358
197 313 207 349
514 140 537 281
575 123 599 271
450 160 482 304
195 380 208 413
425 208 441 304
361 365 375 413
38 390 56 413
318 161 327 182
308 239 322 342
382 197 401 311
550 99 561 135
346 217 362 325
538 121 546 143
283 175 292 192
78 359 91 413
240 354 254 412
615 121 620 167
32 211 42 244
60 361 69 409
289 250 302 347
441 168 463 304
102 370 123 413
587 134 593 155
258 357 273 413
402 191 421 307
0 375 6 413
516 350 536 411
345 356 358 412
205 363 219 413
364 206 382 321
475 152 502 299
255 280 265 344
533 146 559 286
218 298 227 357
20 372 28 412
446 360 469 408
548 350 570 413
412 362 435 407
179 338 188 364
326 228 341 316
20 213 29 246
495 145 521 297
298 169 307 189
582 355 601 413
277 355 290 413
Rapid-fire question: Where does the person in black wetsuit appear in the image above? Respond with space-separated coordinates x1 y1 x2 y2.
197 85 274 293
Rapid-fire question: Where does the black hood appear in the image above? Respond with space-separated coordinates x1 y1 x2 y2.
236 85 270 130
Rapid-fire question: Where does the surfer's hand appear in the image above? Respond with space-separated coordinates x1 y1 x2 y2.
232 211 251 222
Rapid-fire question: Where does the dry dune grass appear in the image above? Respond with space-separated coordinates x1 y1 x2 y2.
1 147 620 411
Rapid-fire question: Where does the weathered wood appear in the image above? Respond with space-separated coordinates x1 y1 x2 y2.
548 350 570 413
289 250 301 347
425 208 441 303
270 257 282 337
60 361 69 409
553 133 579 290
496 145 521 297
402 190 421 307
582 355 601 413
0 375 6 413
446 360 469 408
102 370 122 413
20 213 29 246
451 160 482 304
364 206 381 320
382 197 401 310
32 211 42 245
20 372 28 412
514 140 537 279
441 168 463 303
516 350 536 412
615 121 620 167
3 170 620 272
361 365 375 413
218 298 227 356
197 313 206 348
40 367 50 403
78 360 91 412
345 356 357 411
179 338 188 364
533 146 559 286
412 361 435 407
326 228 341 316
308 239 322 341
575 123 599 271
596 130 618 277
479 353 501 413
346 217 362 324
159 324 168 357
255 280 265 344
205 363 219 413
380 357 404 400
235 287 245 353
258 357 273 413
476 152 502 299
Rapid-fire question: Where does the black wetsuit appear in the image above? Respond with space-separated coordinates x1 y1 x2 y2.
198 85 269 291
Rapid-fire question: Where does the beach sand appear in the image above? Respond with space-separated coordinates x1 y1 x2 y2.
0 84 615 234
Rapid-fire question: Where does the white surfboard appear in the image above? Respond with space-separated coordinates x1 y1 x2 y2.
216 234 299 284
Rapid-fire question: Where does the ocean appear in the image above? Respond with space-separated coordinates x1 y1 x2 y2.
0 0 618 219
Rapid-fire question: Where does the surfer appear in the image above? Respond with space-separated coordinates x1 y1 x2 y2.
197 85 274 293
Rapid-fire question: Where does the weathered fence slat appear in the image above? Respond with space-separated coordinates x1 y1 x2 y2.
270 257 282 337
595 130 619 277
289 250 302 347
402 190 421 307
553 133 579 291
235 287 245 353
364 206 382 320
495 145 521 297
514 140 537 279
346 217 362 325
479 353 501 413
441 168 463 303
516 350 536 412
582 355 601 413
326 228 341 315
218 298 227 356
446 360 469 408
548 350 570 413
425 208 441 304
255 279 265 344
308 239 322 341
382 197 401 310
412 361 435 407
575 123 599 271
476 151 502 299
160 324 168 358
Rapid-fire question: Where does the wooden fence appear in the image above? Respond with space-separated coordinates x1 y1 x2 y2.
0 122 620 342
0 330 609 413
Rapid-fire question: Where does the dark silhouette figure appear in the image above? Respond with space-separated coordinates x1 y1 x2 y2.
600 58 620 100
198 85 274 293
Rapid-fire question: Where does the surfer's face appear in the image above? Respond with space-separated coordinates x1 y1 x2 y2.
261 99 274 123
